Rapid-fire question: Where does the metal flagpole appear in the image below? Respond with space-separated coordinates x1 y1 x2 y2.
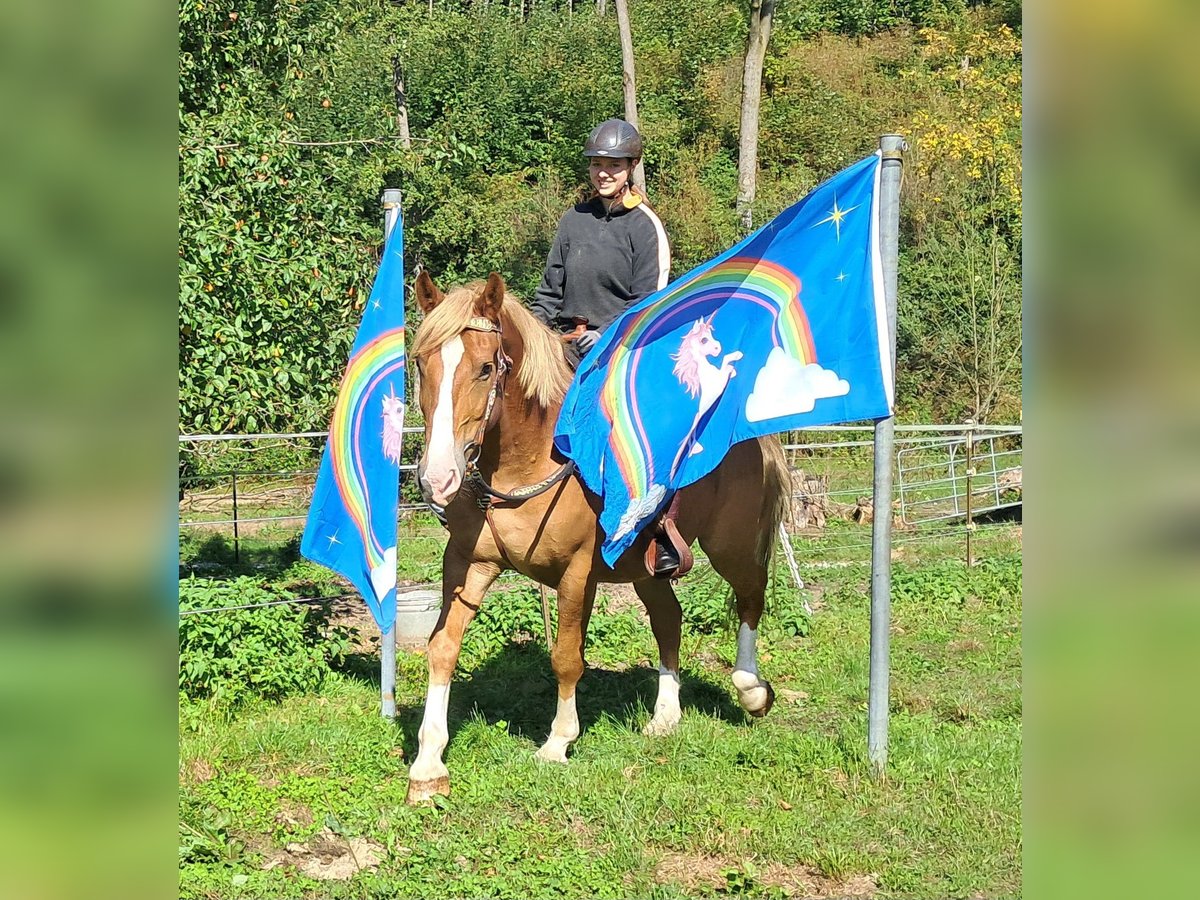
380 187 403 719
869 135 904 776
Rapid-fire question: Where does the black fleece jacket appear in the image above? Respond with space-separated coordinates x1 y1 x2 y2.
531 195 670 335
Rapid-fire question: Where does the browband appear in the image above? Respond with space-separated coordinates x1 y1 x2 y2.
464 316 501 333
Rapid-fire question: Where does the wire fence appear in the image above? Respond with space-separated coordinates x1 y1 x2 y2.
178 424 1022 614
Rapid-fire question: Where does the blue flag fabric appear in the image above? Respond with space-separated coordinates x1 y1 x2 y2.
554 152 892 565
301 215 407 630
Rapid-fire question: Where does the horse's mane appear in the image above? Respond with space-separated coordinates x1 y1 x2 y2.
671 322 708 399
411 281 572 409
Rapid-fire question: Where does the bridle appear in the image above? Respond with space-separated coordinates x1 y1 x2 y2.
436 315 576 562
459 315 512 472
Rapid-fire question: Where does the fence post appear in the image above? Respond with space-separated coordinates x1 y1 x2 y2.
380 187 403 720
231 472 240 563
964 419 975 567
868 134 904 778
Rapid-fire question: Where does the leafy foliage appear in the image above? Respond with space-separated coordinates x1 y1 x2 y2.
178 1 1022 457
178 576 355 705
891 553 1021 607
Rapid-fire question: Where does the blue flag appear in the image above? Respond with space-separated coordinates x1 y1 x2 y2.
554 152 892 565
301 214 407 630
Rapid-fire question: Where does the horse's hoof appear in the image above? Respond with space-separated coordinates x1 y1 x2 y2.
405 776 450 805
732 670 775 718
642 711 681 737
746 681 776 718
643 720 681 739
534 741 570 764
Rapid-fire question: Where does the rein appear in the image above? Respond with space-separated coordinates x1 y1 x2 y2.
454 315 575 565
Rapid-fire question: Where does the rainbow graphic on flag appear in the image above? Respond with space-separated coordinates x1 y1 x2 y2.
326 329 407 571
556 151 892 565
302 213 409 630
598 257 816 502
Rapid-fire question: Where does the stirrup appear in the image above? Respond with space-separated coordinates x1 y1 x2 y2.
644 518 694 580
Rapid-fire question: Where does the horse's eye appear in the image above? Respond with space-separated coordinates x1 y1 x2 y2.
478 362 494 380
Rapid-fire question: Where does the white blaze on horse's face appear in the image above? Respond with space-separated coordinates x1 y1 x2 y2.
422 336 466 507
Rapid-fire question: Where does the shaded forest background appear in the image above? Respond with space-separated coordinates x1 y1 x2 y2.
179 0 1022 446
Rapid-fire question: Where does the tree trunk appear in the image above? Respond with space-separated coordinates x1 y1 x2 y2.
392 55 412 150
614 0 646 194
598 0 607 16
736 0 776 232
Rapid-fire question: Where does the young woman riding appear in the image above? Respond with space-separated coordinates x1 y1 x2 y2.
530 118 671 368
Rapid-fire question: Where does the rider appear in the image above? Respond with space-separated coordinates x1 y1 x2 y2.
531 118 671 368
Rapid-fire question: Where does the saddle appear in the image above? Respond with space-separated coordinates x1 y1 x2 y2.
643 492 694 580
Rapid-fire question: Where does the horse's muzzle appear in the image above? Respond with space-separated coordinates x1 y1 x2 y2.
418 450 466 508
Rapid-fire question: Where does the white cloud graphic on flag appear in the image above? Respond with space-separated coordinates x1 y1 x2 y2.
745 347 850 422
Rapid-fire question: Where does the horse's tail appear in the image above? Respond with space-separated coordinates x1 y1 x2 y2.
755 435 792 566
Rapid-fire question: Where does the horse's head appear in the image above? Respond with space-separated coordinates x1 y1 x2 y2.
684 316 720 358
411 271 511 508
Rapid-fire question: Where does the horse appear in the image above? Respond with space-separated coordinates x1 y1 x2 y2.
405 271 791 804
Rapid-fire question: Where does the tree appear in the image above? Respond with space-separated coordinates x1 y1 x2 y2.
736 0 776 231
614 0 646 193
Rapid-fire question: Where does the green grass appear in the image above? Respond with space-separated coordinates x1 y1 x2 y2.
179 525 1021 899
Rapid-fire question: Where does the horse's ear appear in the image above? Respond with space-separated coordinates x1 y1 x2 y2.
476 272 506 323
414 270 444 313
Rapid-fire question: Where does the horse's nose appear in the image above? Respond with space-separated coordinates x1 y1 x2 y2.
427 468 461 508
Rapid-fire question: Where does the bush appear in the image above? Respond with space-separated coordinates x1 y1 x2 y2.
178 576 354 705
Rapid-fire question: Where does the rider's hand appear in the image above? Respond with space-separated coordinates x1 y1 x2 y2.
576 329 602 352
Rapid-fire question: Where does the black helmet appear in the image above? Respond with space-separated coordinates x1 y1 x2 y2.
583 118 643 160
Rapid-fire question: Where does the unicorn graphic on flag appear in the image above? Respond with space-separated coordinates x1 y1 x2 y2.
381 387 406 465
668 315 742 477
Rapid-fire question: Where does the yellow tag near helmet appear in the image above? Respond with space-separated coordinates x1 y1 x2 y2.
622 191 643 210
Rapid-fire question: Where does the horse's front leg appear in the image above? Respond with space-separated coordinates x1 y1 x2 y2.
406 551 500 804
535 564 597 763
634 578 683 736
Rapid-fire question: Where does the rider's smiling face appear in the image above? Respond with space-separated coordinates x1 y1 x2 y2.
589 157 634 199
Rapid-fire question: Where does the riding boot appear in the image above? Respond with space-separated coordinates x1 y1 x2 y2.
652 541 682 578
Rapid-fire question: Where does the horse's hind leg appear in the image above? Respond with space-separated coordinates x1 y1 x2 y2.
407 551 500 804
633 578 683 736
536 564 597 763
699 530 776 718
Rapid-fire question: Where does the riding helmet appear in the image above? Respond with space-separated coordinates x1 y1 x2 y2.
582 118 643 160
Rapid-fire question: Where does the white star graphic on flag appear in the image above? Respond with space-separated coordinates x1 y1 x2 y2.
327 531 341 548
836 271 848 282
813 195 860 241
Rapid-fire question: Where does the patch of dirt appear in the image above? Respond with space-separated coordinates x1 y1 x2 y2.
595 583 648 619
263 828 385 881
654 851 878 898
273 799 315 831
183 758 216 785
776 688 809 705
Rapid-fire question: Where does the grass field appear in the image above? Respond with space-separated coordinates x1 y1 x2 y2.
178 516 1021 899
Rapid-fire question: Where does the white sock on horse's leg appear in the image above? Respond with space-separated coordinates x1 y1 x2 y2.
535 692 579 763
409 683 451 786
732 623 773 716
644 665 682 736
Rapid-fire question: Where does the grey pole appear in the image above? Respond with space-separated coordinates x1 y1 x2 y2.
868 135 904 777
380 188 403 720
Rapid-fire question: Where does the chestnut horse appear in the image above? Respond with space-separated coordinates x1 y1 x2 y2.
405 271 790 804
